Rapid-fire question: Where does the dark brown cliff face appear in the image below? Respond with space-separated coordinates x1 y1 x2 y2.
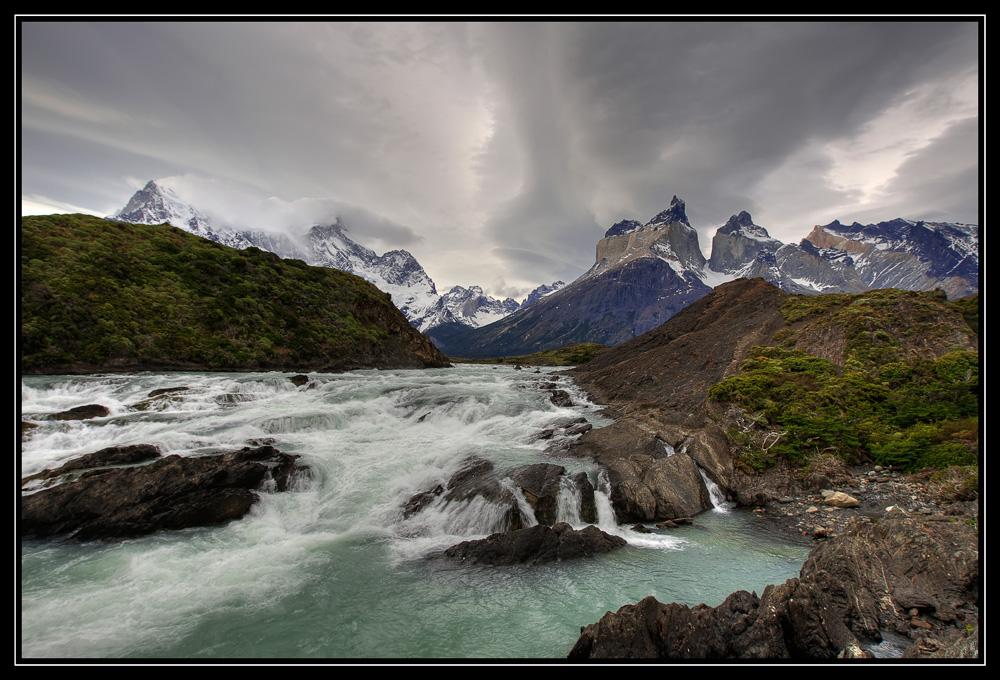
569 277 790 424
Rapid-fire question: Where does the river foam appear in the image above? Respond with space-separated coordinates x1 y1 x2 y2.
20 366 810 659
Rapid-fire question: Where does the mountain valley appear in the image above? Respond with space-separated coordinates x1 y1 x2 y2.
435 197 978 358
105 181 978 361
108 180 565 338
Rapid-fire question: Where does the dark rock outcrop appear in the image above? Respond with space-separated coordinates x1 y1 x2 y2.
402 457 523 530
443 522 626 566
20 445 309 541
567 416 727 523
21 443 162 486
571 471 599 524
132 387 191 411
548 389 574 407
508 463 566 525
403 458 601 529
147 387 189 398
599 453 713 523
21 421 38 440
568 509 979 659
50 404 111 420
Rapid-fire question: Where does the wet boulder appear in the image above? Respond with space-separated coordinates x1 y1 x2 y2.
443 522 626 566
569 420 715 523
508 463 566 525
549 390 575 407
604 455 659 522
21 445 309 541
132 387 190 411
50 404 110 420
402 457 523 530
641 453 714 521
571 471 599 524
21 443 163 487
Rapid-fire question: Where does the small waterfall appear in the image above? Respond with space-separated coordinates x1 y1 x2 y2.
404 492 522 540
698 467 732 513
594 470 618 531
555 476 583 527
504 478 539 528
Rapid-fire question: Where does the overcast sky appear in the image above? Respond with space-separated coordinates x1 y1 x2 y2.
19 19 981 299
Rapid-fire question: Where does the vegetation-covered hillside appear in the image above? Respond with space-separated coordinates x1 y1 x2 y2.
709 288 979 473
569 279 978 478
20 214 450 373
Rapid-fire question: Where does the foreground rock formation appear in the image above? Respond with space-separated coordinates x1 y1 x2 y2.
568 509 979 659
563 278 790 522
401 453 615 565
21 445 309 541
560 277 979 659
443 522 626 566
403 455 599 530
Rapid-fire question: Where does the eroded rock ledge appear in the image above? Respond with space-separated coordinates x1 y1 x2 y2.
20 445 309 541
568 509 979 659
402 456 620 565
565 415 731 523
443 522 627 566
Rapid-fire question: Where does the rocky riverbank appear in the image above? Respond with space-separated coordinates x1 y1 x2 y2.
556 278 980 660
748 461 979 544
568 503 979 660
553 406 980 660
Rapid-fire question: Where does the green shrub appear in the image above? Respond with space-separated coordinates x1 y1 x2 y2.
711 341 979 472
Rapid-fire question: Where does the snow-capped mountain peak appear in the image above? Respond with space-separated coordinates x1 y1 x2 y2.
521 281 567 307
646 195 691 228
716 211 779 243
106 179 557 338
112 180 213 234
588 197 707 281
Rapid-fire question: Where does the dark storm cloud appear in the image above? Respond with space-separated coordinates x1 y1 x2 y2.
20 19 980 293
473 20 979 267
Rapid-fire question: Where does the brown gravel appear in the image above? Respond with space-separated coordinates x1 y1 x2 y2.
750 465 979 543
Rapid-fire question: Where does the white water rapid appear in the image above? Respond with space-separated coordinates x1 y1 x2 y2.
20 366 810 659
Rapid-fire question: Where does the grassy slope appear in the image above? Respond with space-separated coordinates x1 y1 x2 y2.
708 287 979 473
20 214 446 373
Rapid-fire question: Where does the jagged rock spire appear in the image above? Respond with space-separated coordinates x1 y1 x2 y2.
646 196 690 227
721 211 754 232
604 219 643 238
